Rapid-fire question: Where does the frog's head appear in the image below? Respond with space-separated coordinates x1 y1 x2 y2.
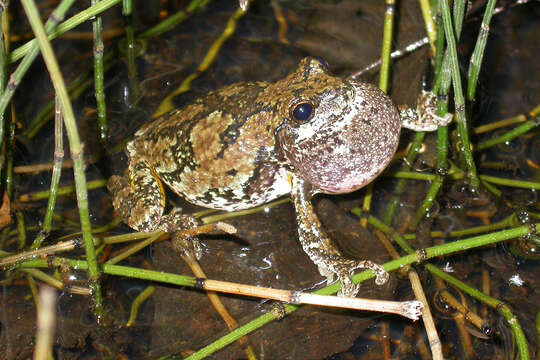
276 58 401 194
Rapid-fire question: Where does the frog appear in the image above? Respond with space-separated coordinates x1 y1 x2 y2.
108 57 452 297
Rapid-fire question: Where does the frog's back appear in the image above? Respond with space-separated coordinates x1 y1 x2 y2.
128 81 290 211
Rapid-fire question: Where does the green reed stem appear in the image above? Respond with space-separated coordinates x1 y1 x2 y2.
138 0 211 39
92 0 107 141
19 179 107 202
379 0 395 93
418 0 436 53
122 0 131 14
410 12 450 231
427 263 529 359
15 211 26 250
25 272 39 309
389 169 540 191
410 177 442 230
4 117 14 199
122 0 140 106
0 8 6 188
31 97 64 249
24 51 115 139
366 215 531 359
476 119 538 150
21 268 68 292
403 213 523 240
0 0 75 178
126 285 155 327
383 132 425 225
473 114 527 134
479 178 502 197
21 0 104 318
440 0 479 189
432 8 445 94
9 0 121 63
387 171 434 181
16 218 536 358
452 0 466 35
479 175 540 190
370 0 395 223
467 0 497 101
105 232 162 265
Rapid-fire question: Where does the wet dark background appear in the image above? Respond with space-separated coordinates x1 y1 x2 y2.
1 0 539 358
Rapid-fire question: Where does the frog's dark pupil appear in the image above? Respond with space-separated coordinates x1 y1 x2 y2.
314 57 329 70
293 103 313 121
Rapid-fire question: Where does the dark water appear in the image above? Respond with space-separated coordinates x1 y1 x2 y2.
1 0 539 359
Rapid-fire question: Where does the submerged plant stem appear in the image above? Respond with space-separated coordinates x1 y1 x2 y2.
367 215 531 360
440 0 479 189
92 0 107 141
21 0 104 318
31 97 64 250
16 220 537 359
9 0 121 63
467 0 498 101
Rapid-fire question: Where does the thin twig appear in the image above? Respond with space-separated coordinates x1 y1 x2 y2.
153 5 248 117
409 270 443 360
175 235 258 360
33 286 56 360
0 240 77 268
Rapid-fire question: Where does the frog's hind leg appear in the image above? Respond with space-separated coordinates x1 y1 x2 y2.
291 176 389 297
108 161 197 232
108 161 167 232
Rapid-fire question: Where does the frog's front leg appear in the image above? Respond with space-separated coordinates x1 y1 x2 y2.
108 161 198 233
290 176 389 297
399 90 453 132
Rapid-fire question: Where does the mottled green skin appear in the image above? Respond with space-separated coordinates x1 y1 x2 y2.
109 58 402 233
108 58 447 296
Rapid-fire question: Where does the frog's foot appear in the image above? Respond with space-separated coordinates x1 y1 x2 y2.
171 221 237 262
399 90 453 132
172 232 203 261
318 258 389 297
155 208 200 233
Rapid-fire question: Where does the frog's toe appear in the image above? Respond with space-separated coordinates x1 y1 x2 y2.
317 264 336 285
172 233 203 261
358 260 389 285
438 112 453 126
156 208 199 232
337 275 359 297
374 268 390 285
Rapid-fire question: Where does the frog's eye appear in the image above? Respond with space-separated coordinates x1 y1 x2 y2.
291 102 314 122
314 57 329 71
